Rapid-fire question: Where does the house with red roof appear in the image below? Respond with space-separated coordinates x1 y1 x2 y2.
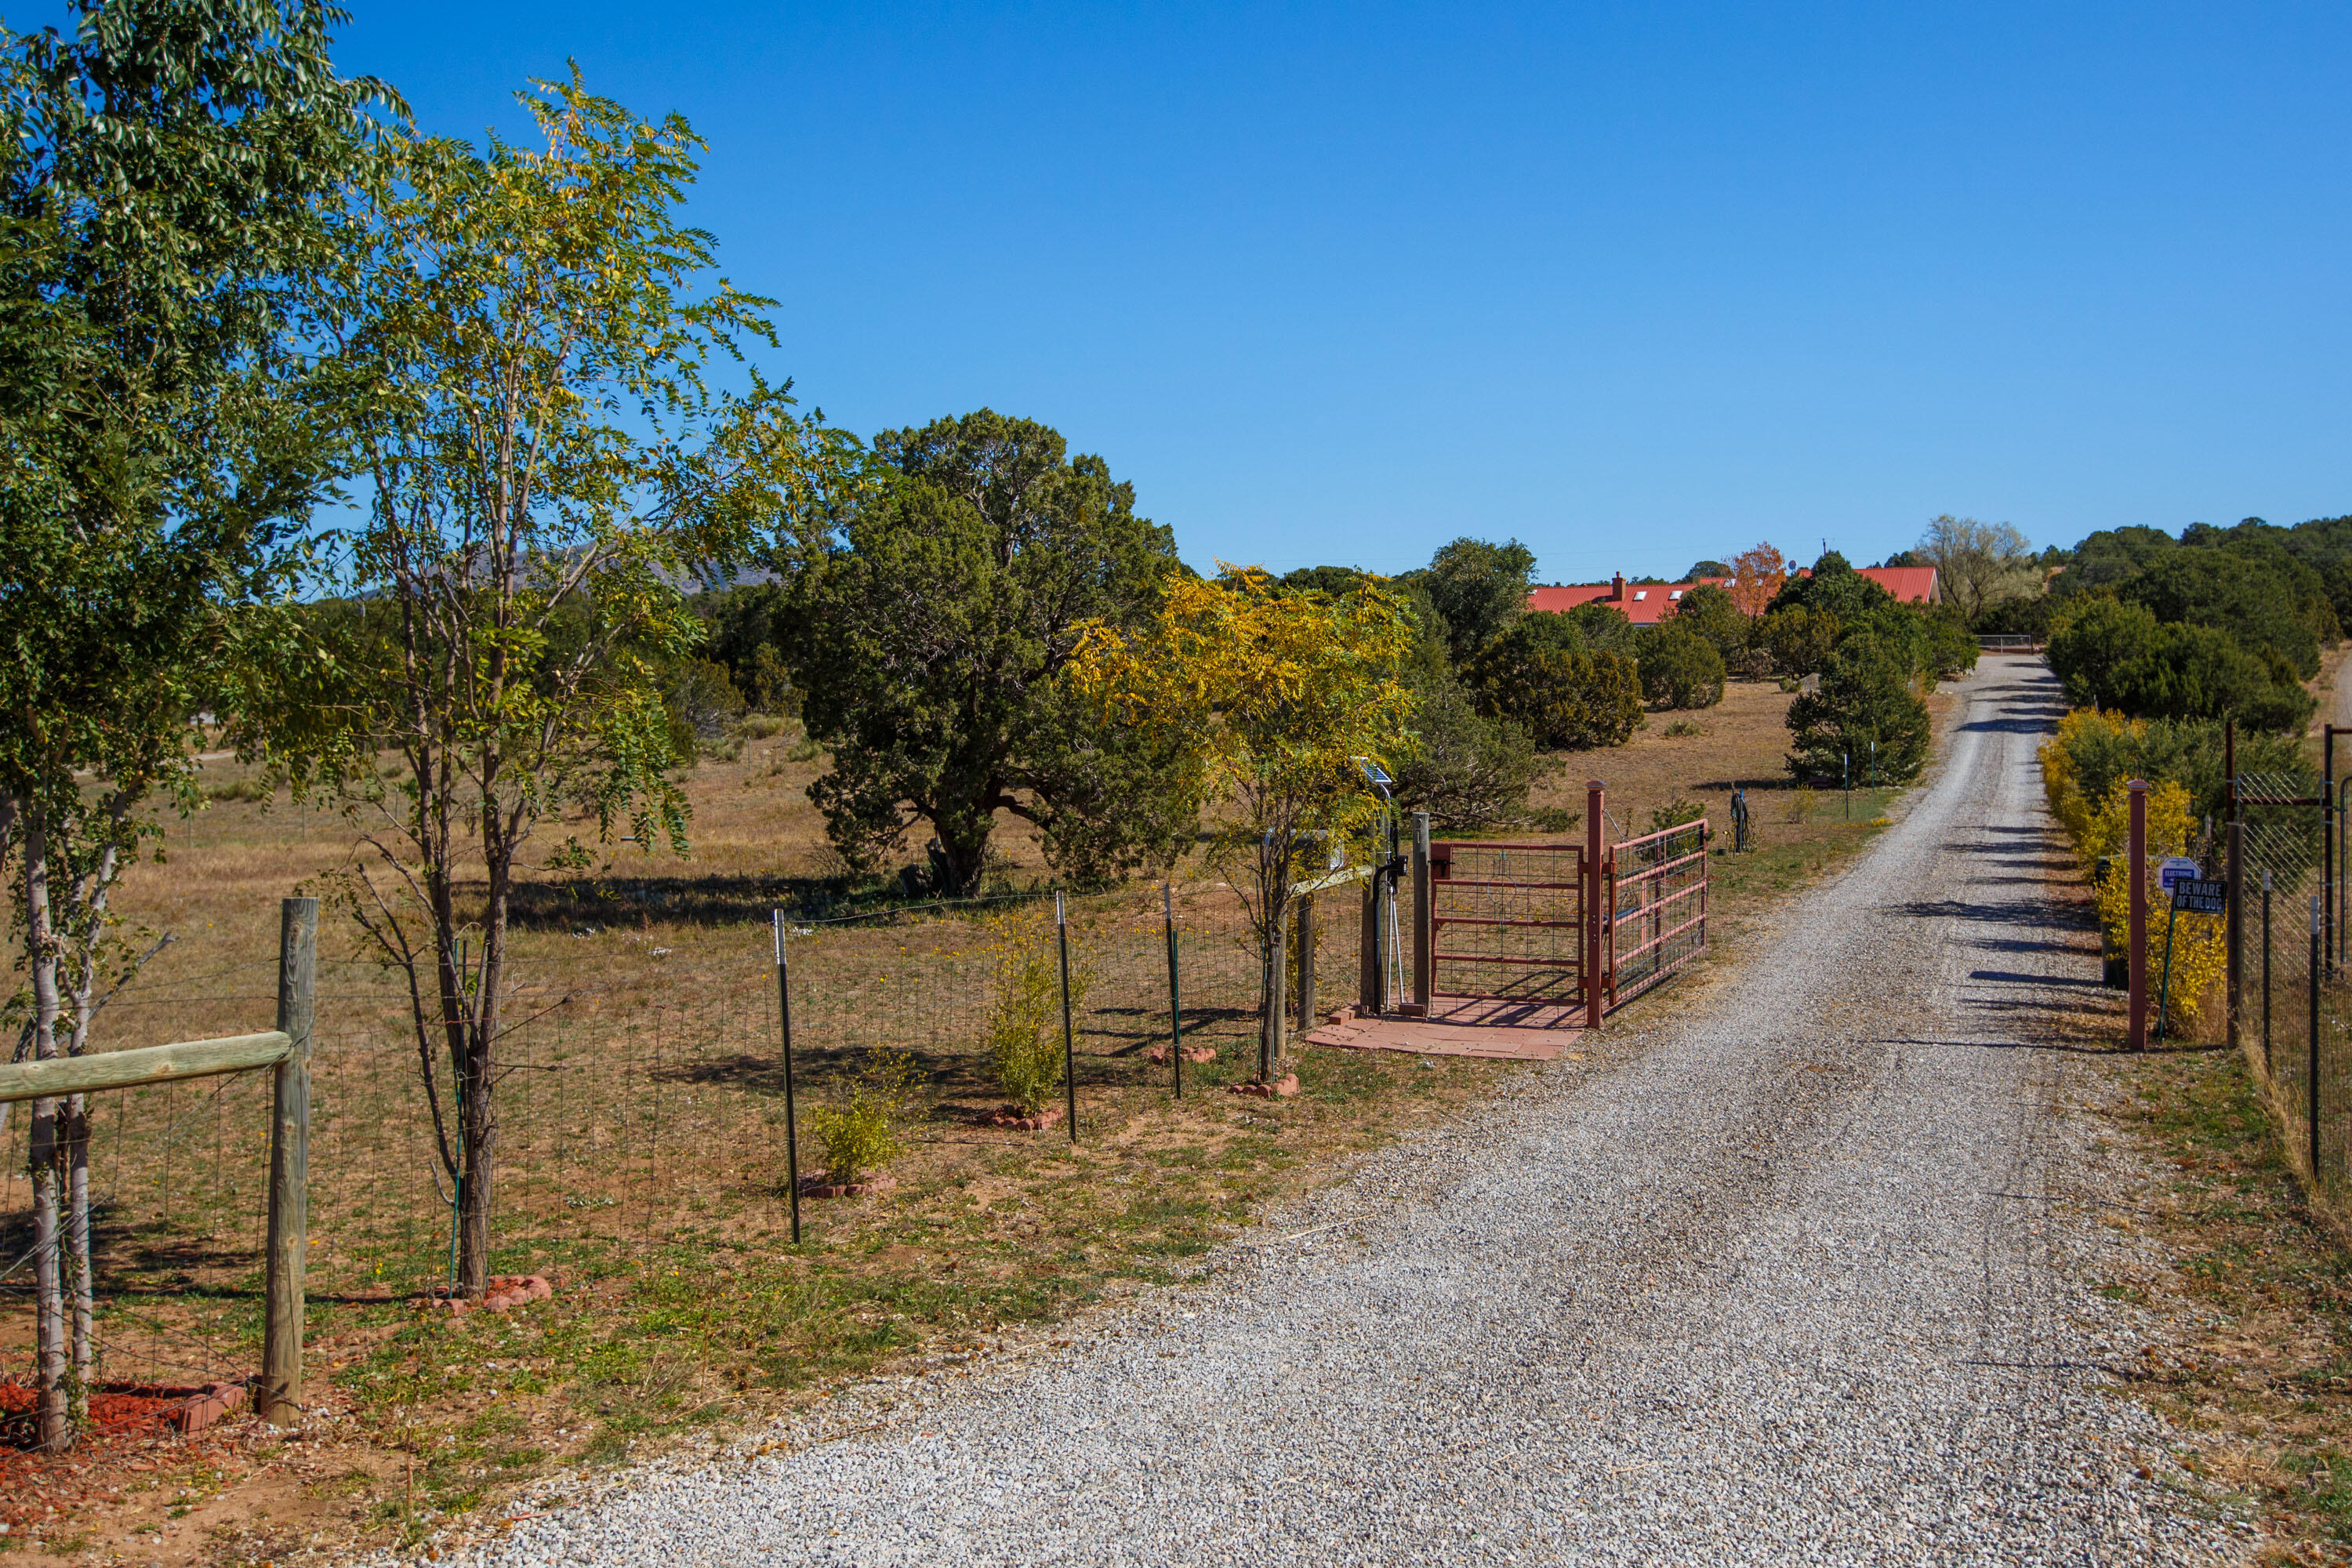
1526 566 1939 625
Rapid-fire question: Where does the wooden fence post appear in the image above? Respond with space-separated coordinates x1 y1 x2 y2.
1410 811 1432 1017
1584 781 1606 1030
2226 719 2241 1053
2128 781 2147 1052
260 896 317 1425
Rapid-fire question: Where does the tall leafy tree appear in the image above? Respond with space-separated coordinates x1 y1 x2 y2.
1917 514 2036 622
781 411 1194 894
282 75 835 1300
1463 614 1643 749
2047 597 2312 732
0 1 374 1450
1413 535 1537 665
1784 637 1930 783
1667 582 1750 665
1725 543 1789 621
1072 567 1417 1080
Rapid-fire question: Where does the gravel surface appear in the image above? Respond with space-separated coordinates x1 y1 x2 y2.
464 657 2253 1566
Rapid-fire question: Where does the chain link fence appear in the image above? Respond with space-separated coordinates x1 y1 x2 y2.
2235 771 2347 1192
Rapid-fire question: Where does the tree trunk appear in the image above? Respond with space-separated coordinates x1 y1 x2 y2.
24 799 70 1451
933 820 992 897
1259 898 1290 1083
456 1040 495 1297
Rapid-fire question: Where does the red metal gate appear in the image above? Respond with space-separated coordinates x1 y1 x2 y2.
1417 800 1708 1022
1601 818 1709 1009
1426 839 1586 1005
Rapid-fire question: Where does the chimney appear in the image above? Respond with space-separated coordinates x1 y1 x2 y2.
1611 572 1624 601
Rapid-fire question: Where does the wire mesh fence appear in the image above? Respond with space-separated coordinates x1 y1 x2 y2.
2236 771 2350 1194
1 881 1377 1401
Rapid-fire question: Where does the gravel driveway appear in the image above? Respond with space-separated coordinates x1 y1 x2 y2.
473 656 2249 1566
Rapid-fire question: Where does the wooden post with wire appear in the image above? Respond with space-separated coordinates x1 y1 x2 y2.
260 895 316 1426
2128 780 2148 1051
1584 780 1606 1029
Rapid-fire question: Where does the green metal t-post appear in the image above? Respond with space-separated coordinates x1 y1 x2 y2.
773 911 800 1246
1164 883 1183 1099
2154 898 2180 1044
1058 894 1078 1143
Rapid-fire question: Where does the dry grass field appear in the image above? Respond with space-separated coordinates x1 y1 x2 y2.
0 671 1935 1564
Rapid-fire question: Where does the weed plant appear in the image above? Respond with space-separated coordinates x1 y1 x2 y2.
983 913 1091 1114
804 1046 915 1184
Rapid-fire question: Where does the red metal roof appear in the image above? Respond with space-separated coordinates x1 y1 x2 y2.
1526 566 1936 625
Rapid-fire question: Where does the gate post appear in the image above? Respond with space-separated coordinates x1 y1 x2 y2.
2327 728 2338 975
1410 811 1432 1017
1584 781 1606 1029
260 895 318 1425
2226 720 2241 1053
2128 780 2147 1052
1359 877 1380 1015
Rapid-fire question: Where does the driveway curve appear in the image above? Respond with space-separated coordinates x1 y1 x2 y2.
477 656 2245 1567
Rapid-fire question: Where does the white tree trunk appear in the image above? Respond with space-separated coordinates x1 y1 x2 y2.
24 799 70 1450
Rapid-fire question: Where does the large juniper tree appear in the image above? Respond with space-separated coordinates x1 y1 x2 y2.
781 411 1196 894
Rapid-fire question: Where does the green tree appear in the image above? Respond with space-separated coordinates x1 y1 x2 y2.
1768 550 1894 623
2047 597 2313 732
1464 619 1643 749
1683 559 1731 581
780 411 1194 895
1557 600 1637 655
1639 625 1726 710
1391 675 1542 830
2117 546 2330 678
1762 605 1839 676
1413 535 1537 664
1785 637 1930 783
1667 583 1750 666
284 76 833 1301
0 0 372 1450
696 582 799 715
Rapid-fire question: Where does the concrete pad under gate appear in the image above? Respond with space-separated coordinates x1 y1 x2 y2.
1303 996 1584 1060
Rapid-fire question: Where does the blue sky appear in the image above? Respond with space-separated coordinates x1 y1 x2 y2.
130 3 2352 579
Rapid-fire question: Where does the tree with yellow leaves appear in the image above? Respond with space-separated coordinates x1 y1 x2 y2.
2086 781 2223 1034
1071 567 1420 1080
